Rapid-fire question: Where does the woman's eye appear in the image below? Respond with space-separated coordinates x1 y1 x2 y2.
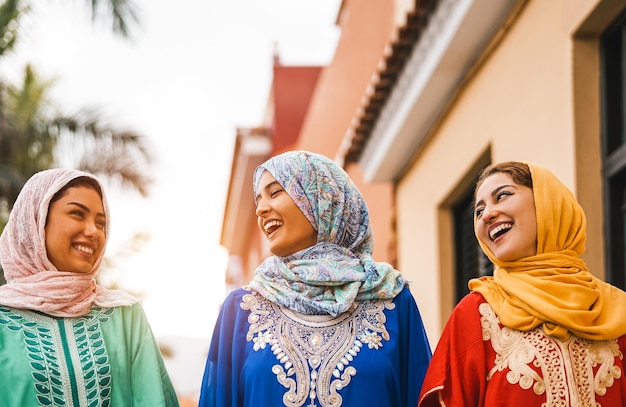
270 189 283 197
70 210 85 218
474 207 484 218
496 191 512 201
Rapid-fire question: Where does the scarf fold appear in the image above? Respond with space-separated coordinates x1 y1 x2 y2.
469 162 626 340
249 151 405 315
0 168 138 317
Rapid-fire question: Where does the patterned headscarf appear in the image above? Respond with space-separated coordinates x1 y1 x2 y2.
0 168 138 317
469 162 626 340
249 150 406 316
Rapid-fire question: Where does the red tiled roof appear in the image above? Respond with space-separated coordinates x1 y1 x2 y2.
343 0 439 165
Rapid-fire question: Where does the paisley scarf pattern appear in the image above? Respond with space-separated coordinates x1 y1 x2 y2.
250 150 405 315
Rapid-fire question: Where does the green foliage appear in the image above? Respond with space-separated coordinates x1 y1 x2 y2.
0 0 147 234
88 0 142 39
0 0 141 56
0 64 154 233
0 0 25 57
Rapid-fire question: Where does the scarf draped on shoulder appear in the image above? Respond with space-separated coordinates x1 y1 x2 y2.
469 162 626 340
0 168 138 317
249 150 406 316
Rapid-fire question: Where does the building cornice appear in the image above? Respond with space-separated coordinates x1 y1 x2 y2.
340 0 520 182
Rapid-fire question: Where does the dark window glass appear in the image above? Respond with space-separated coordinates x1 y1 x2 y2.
601 11 626 289
453 183 492 303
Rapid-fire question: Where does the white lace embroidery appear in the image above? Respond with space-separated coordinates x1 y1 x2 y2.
241 289 394 407
479 302 622 406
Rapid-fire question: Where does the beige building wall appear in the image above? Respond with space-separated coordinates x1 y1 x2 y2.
396 0 623 344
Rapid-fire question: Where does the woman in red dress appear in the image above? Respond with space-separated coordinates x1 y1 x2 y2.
419 161 626 407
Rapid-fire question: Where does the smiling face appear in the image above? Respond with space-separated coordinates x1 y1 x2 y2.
255 170 317 257
44 185 106 273
474 172 538 262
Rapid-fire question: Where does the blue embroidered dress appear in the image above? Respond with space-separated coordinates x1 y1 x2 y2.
199 286 431 407
0 302 178 407
200 151 432 406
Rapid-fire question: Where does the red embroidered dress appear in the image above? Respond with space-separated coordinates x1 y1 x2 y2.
419 293 626 407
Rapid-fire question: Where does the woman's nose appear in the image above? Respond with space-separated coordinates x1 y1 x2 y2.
83 220 99 237
255 199 269 216
481 205 498 223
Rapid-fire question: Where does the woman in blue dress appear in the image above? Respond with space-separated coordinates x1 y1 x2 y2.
199 150 432 407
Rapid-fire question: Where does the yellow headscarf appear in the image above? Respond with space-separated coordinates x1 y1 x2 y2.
469 162 626 340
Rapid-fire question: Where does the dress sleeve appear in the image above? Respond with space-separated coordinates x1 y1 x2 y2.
198 288 248 407
418 293 488 407
395 286 433 406
127 303 180 406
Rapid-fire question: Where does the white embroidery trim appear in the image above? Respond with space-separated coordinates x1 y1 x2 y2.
479 302 622 406
242 289 394 407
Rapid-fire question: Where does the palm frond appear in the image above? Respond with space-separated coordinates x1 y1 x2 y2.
0 0 28 56
52 109 154 197
87 0 142 40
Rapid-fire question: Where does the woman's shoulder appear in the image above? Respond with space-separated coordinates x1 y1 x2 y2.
387 285 423 318
106 300 144 312
223 286 253 304
458 291 488 307
217 286 259 316
95 302 147 321
446 292 488 324
391 285 414 304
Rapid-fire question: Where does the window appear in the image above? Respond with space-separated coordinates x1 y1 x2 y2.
453 182 492 303
601 11 626 289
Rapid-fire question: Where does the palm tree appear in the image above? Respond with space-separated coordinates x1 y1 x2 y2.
0 65 153 219
0 0 149 233
0 0 147 284
0 0 140 58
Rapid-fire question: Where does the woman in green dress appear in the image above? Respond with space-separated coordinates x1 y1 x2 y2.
0 168 179 406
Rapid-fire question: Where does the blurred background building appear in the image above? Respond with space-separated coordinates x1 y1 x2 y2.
221 0 626 348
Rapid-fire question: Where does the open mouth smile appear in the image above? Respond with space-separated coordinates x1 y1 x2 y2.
489 223 512 241
74 244 95 255
264 220 283 235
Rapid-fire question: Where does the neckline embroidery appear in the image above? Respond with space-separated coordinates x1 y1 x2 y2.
0 306 114 406
479 302 623 406
241 287 395 407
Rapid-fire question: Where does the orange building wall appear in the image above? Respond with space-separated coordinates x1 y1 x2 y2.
272 65 322 153
295 0 397 264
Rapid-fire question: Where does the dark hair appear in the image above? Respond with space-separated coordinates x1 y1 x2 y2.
474 161 533 198
49 176 103 206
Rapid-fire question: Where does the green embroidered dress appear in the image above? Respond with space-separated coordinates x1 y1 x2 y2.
0 302 178 407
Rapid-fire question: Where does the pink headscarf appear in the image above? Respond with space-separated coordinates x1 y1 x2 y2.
0 168 138 317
